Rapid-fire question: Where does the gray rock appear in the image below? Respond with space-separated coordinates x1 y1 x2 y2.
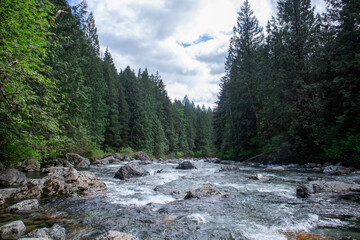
265 166 285 171
24 224 66 240
17 159 41 172
6 199 39 213
184 184 221 199
134 151 150 161
0 168 28 187
114 163 150 180
0 220 26 239
248 174 270 181
114 153 123 161
42 167 107 196
123 155 132 161
0 188 18 205
66 153 91 168
95 230 137 240
176 161 197 170
296 180 360 198
324 165 353 175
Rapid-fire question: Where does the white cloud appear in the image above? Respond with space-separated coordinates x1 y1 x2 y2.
83 0 325 108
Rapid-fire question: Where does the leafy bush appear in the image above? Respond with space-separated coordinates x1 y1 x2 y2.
119 147 135 157
324 131 360 163
193 150 203 158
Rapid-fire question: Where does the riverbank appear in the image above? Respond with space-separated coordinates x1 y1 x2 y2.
1 154 360 239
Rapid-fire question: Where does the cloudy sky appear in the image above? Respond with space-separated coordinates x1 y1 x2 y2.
71 0 326 108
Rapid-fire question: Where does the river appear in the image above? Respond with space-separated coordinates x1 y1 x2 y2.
4 159 360 239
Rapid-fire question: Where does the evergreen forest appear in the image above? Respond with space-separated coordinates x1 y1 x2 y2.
0 0 359 167
0 0 214 165
214 0 360 165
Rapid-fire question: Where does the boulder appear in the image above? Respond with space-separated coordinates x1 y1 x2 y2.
6 199 39 213
134 151 150 161
248 174 270 181
23 224 66 240
154 185 183 196
219 165 239 172
65 153 91 168
265 166 285 171
0 220 26 239
0 188 18 205
282 230 333 240
176 161 197 170
184 184 221 199
0 168 28 187
95 230 137 240
114 153 123 161
17 159 41 172
123 155 132 162
323 165 352 175
42 167 107 196
114 164 150 180
296 180 360 198
13 179 44 201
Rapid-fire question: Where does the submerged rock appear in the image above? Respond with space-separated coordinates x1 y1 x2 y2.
219 165 239 172
184 184 221 199
296 180 360 198
23 224 66 240
281 230 333 240
265 166 285 171
95 230 137 240
176 161 197 170
0 168 28 187
114 163 150 180
248 174 270 181
0 220 26 239
6 199 39 213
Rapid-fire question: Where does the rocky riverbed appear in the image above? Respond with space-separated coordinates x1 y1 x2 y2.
1 155 360 239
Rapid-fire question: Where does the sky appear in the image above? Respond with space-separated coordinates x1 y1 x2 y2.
70 0 327 108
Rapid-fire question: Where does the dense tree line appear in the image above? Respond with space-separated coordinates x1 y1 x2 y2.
214 0 360 165
0 0 214 165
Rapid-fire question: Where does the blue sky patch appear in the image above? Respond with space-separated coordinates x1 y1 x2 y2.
178 34 214 48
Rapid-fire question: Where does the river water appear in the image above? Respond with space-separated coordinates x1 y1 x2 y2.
5 159 360 239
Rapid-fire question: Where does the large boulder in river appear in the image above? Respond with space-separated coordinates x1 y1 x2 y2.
134 151 150 161
176 161 197 170
66 153 91 168
95 230 137 240
296 180 360 198
41 167 107 197
23 224 66 240
114 163 150 180
0 168 27 187
6 199 39 213
184 184 221 199
0 220 26 239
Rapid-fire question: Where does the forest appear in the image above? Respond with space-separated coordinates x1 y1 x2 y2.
214 0 360 166
0 0 214 165
0 0 359 166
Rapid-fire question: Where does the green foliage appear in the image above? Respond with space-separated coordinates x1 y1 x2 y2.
193 150 203 158
119 147 135 157
324 131 360 162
